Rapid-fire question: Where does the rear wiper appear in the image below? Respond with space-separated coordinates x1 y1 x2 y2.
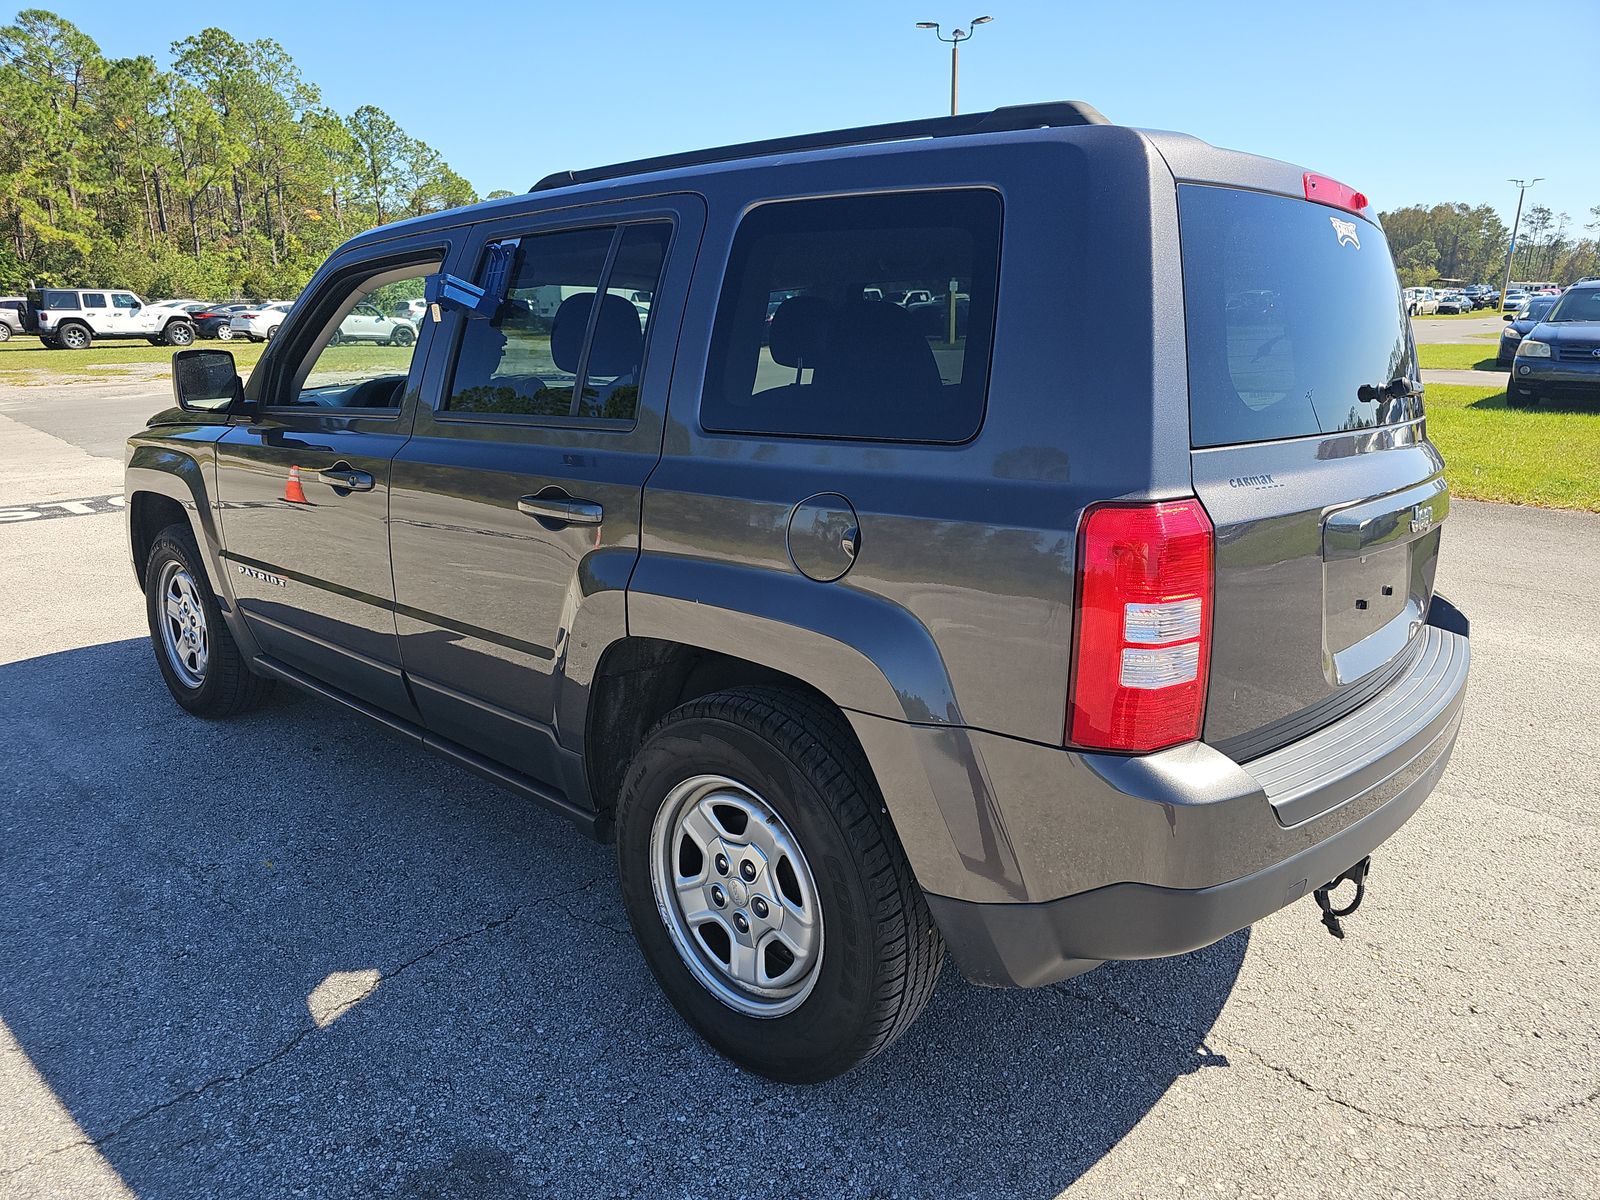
1357 377 1422 403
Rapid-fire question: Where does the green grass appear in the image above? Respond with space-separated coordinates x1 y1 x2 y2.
1417 343 1503 372
1426 383 1600 511
0 335 270 380
0 336 413 384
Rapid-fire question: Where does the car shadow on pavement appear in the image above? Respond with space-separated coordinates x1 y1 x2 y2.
1 638 1246 1199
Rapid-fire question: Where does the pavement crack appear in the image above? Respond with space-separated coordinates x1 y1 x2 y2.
1052 980 1600 1136
0 878 606 1176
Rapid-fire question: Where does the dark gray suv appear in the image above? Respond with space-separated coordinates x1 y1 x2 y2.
125 102 1470 1082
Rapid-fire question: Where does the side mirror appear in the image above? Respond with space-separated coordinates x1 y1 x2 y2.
172 348 244 413
1502 312 1514 322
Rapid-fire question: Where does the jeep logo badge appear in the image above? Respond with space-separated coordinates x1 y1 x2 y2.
1410 504 1434 534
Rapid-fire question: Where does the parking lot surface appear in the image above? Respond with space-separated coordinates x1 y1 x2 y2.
1 380 1596 1199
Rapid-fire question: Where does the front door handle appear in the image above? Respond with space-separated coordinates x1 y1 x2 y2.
317 466 375 492
517 494 603 527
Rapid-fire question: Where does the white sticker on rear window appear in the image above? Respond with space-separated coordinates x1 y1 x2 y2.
1330 216 1361 249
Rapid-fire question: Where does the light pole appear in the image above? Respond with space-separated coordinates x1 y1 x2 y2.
1499 177 1543 307
916 16 992 116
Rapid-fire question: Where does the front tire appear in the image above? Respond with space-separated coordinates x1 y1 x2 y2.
615 687 943 1083
390 325 415 347
144 523 271 717
0 322 11 342
266 324 281 340
215 324 234 341
163 320 196 346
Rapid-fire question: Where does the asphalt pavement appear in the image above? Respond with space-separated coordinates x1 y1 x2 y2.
1 377 1596 1199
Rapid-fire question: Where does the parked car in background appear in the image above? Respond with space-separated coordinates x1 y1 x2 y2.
188 304 249 340
1461 285 1495 309
1403 287 1439 316
1501 289 1528 311
1435 292 1473 314
20 288 197 348
330 303 417 346
1497 293 1559 364
1509 279 1600 407
0 295 24 341
388 298 427 321
228 302 294 342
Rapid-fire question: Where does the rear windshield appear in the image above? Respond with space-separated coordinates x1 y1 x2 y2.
1179 185 1416 448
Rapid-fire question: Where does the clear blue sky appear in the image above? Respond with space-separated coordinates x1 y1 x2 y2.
27 0 1599 230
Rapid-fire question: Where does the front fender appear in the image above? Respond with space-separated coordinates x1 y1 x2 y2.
626 553 962 726
126 438 237 612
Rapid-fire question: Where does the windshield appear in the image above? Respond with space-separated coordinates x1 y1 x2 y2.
1180 185 1415 447
1522 296 1557 322
1546 289 1600 322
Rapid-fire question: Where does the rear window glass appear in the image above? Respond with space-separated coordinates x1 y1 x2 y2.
39 290 77 310
701 189 1001 443
1180 185 1417 448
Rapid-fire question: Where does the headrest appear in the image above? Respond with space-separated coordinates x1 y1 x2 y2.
768 296 831 368
817 299 943 396
550 293 643 376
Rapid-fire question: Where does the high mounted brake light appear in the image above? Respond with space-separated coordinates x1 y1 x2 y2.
1068 499 1214 753
1303 172 1368 214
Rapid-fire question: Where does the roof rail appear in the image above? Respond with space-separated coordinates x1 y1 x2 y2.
530 101 1110 193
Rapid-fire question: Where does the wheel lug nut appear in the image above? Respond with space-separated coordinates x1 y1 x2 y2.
739 860 757 882
752 897 769 919
709 884 726 907
732 912 749 934
714 853 730 875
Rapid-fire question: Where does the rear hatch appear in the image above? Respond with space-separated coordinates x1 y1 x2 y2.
1178 183 1445 762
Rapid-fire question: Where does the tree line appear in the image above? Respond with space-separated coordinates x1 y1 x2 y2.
1380 200 1600 289
0 9 505 300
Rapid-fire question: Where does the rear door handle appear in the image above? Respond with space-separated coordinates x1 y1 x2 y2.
517 494 603 527
317 466 375 492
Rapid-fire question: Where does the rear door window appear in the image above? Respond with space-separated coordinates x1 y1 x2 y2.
81 293 106 309
701 189 1002 443
1180 185 1416 448
445 221 670 423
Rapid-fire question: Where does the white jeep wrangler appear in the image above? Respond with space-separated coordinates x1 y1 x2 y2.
23 288 197 349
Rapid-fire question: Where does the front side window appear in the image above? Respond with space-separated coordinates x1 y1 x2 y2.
701 189 1001 443
446 221 670 422
112 294 140 310
279 263 436 411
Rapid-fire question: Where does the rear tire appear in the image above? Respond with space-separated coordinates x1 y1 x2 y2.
615 686 943 1083
0 323 11 342
391 325 415 347
144 523 271 717
216 324 234 341
58 322 91 350
266 324 281 340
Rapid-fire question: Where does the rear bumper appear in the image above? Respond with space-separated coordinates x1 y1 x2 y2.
920 607 1470 988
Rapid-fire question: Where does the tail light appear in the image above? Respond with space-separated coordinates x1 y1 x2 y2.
1068 499 1214 753
1303 172 1368 214
237 312 258 319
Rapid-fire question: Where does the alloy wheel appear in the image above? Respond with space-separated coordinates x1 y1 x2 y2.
649 774 824 1018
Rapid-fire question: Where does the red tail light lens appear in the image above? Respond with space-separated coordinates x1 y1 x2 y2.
1068 499 1214 753
1303 172 1368 214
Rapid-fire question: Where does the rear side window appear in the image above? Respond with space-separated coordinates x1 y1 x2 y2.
1180 185 1416 448
446 221 669 423
702 189 1002 442
81 293 106 308
40 290 77 310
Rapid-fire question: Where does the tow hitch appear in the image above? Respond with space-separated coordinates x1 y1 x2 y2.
1312 857 1371 939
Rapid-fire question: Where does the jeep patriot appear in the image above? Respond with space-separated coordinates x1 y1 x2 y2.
126 102 1471 1082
